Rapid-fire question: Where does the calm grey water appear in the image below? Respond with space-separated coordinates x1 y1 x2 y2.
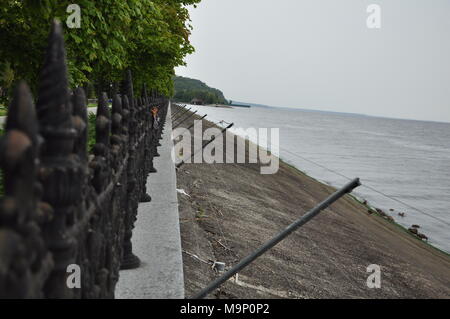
184 104 450 253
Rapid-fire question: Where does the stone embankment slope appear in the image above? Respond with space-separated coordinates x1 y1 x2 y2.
175 108 450 299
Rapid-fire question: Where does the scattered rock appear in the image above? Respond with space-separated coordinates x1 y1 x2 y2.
398 212 405 217
412 224 420 229
389 209 394 212
408 227 419 235
212 261 226 272
177 189 191 197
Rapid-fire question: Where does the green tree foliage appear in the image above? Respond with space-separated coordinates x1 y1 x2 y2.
0 61 14 104
173 75 228 105
0 127 3 195
0 0 200 98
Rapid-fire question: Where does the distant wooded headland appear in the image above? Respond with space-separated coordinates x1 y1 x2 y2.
172 76 228 105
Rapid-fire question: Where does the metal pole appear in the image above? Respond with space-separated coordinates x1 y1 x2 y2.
173 110 198 129
191 178 361 299
176 123 234 169
172 107 192 122
172 114 207 141
172 107 186 119
171 105 186 117
186 114 207 131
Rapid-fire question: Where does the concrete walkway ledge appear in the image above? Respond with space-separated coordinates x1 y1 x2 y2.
116 102 184 299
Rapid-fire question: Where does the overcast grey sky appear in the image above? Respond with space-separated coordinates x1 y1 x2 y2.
175 0 450 123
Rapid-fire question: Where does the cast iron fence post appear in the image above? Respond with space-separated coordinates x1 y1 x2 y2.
71 87 88 299
0 20 168 298
120 71 141 270
35 21 80 299
0 82 53 298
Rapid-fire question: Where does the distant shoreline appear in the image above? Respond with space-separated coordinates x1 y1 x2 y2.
229 102 450 125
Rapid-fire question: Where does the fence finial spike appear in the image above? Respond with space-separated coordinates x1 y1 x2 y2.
72 88 88 162
97 92 110 118
111 94 123 139
112 93 123 115
1 81 39 186
6 81 39 144
125 70 135 108
95 92 111 149
142 83 148 103
36 19 72 131
72 87 87 118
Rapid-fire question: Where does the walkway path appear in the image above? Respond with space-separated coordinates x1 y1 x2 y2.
116 102 185 299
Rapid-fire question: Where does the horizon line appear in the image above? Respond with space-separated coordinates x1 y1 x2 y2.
232 100 450 125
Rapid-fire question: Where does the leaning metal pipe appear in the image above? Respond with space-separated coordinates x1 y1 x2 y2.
172 114 207 141
172 110 198 129
191 177 361 299
171 108 186 120
176 123 234 169
171 105 186 118
171 104 186 117
172 107 192 122
186 114 207 131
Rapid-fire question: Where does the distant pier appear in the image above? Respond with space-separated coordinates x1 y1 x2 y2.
229 101 251 108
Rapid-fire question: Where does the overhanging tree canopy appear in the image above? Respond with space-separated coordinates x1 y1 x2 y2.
0 0 200 98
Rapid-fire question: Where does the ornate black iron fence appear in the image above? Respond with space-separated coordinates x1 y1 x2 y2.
0 21 168 298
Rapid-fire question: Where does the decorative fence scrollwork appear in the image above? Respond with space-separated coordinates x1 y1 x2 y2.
0 20 168 298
